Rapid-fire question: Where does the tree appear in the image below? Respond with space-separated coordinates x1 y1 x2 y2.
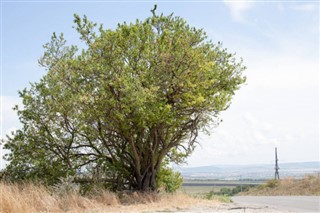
4 7 246 191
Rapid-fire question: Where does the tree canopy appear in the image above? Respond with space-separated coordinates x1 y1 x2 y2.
3 7 246 191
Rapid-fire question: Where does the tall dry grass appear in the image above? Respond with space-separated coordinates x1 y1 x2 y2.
242 175 320 196
0 182 117 213
0 182 219 213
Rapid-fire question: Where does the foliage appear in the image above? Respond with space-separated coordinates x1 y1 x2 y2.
260 179 280 189
3 6 246 191
205 191 232 203
156 162 183 193
212 185 254 196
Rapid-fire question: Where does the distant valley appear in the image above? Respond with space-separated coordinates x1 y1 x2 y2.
176 161 320 180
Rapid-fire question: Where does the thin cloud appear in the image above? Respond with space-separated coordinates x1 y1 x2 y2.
187 106 315 167
247 55 318 90
0 97 21 170
224 1 254 22
0 96 21 137
292 3 318 12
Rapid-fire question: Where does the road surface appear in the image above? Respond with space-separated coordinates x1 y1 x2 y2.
232 196 320 212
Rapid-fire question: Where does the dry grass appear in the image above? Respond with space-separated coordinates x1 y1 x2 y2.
242 175 320 196
114 193 218 212
0 182 110 213
0 182 220 213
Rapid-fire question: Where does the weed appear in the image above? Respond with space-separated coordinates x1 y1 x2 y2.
52 176 80 196
265 179 280 188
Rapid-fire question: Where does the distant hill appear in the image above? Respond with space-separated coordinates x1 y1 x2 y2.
175 161 320 180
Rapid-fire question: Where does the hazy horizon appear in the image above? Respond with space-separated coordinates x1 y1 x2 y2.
178 160 320 168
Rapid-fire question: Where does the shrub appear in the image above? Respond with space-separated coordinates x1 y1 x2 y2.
265 179 280 188
156 166 183 193
52 176 80 196
205 191 232 203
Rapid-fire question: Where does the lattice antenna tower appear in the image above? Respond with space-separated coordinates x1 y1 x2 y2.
275 147 280 180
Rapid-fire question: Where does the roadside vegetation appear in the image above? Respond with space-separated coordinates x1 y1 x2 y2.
208 185 254 196
179 179 260 196
183 183 254 203
0 181 220 213
241 175 320 196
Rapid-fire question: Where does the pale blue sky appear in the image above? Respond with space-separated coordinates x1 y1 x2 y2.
1 1 319 169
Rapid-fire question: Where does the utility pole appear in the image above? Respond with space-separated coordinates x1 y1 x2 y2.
275 147 280 180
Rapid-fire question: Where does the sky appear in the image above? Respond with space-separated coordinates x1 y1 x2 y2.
0 0 319 169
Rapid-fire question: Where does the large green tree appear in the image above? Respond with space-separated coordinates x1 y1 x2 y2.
4 7 246 191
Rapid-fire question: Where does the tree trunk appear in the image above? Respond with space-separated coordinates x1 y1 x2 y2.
137 168 156 191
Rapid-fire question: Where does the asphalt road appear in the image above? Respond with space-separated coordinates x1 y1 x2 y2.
232 196 320 213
